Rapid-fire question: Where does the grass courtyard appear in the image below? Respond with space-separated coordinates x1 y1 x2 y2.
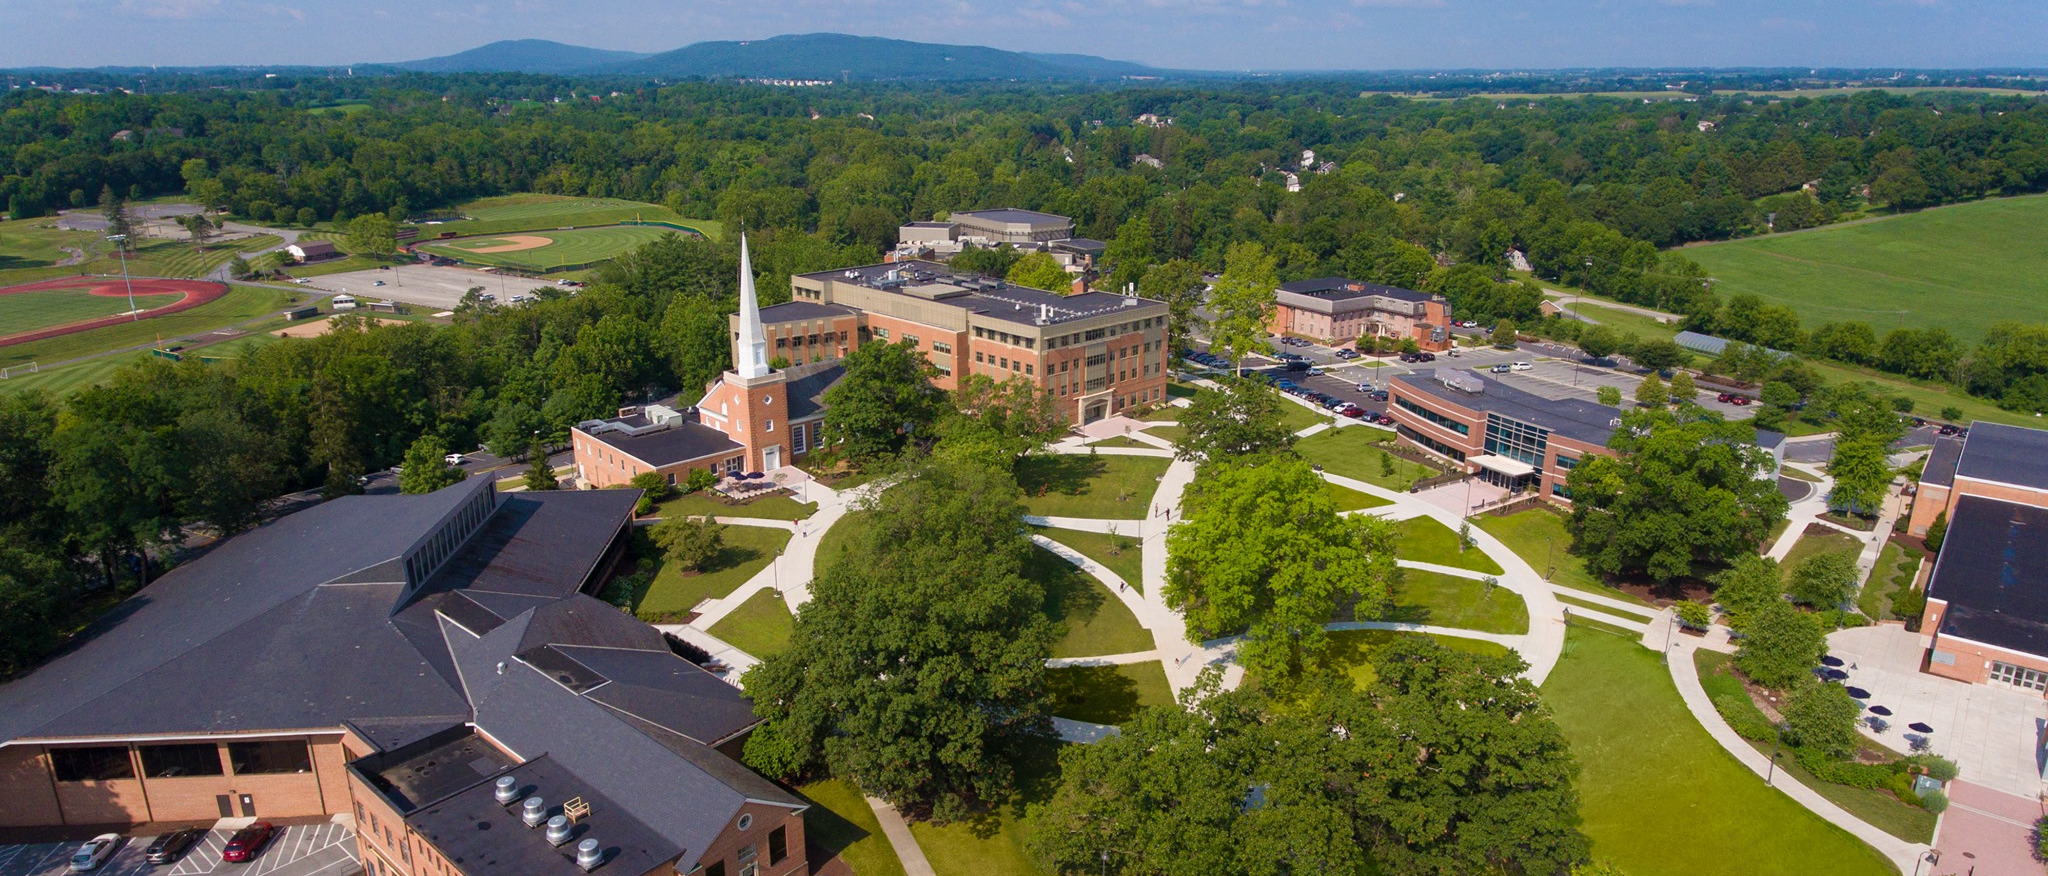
1781 527 1864 581
632 525 792 621
706 588 794 659
1031 547 1153 659
1858 541 1924 621
653 490 816 521
1543 628 1894 876
1389 568 1529 634
1034 526 1145 592
907 737 1064 876
1323 629 1514 690
1015 453 1170 520
1392 516 1503 574
1476 509 1656 607
1046 661 1175 725
797 779 909 876
1294 426 1441 491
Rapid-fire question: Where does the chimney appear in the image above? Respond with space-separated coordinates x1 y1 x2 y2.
546 815 573 846
1070 276 1087 297
522 797 547 828
575 838 603 871
493 776 520 806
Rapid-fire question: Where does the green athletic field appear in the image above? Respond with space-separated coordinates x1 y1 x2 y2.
1684 194 2048 344
0 286 183 335
417 225 682 272
425 194 721 240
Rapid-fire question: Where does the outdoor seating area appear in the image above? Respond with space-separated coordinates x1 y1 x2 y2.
1824 625 2047 798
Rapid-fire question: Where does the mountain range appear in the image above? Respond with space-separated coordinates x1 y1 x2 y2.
392 34 1164 81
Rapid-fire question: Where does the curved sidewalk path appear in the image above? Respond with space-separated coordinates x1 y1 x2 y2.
1665 635 1932 875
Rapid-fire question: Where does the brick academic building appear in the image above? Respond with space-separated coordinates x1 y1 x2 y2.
1910 422 2048 693
0 477 808 876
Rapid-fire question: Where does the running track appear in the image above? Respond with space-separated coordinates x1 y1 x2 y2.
0 276 226 347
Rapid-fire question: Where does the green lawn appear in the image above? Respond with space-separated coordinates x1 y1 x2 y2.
1046 661 1175 725
1543 629 1894 876
1270 394 1331 433
429 193 722 240
1323 480 1391 511
906 737 1063 876
1857 541 1925 621
1390 569 1528 634
653 490 816 521
814 510 870 578
1015 453 1171 520
1087 435 1153 449
1031 547 1153 659
0 284 301 372
1781 466 1822 483
0 286 184 334
798 779 908 876
418 225 681 272
1685 194 2048 346
1694 650 1936 843
1781 528 1864 580
1033 526 1144 593
1392 516 1503 574
1144 423 1186 444
706 588 795 659
632 525 792 621
1294 426 1440 491
1324 629 1514 690
1477 509 1656 607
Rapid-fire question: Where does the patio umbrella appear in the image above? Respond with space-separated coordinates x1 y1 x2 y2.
1821 655 1845 667
1845 686 1872 699
1908 722 1934 734
1868 705 1893 716
1823 668 1850 681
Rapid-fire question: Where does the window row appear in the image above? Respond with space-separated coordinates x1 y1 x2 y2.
50 740 313 782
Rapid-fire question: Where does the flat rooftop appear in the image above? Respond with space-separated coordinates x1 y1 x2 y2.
1394 370 1620 446
357 727 518 814
1928 495 2048 657
951 208 1071 227
1956 421 2048 491
1922 435 1965 489
800 260 1160 327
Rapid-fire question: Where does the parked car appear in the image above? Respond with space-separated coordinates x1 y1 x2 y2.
1374 413 1396 425
70 834 120 871
1306 367 1325 376
443 453 465 466
1335 349 1358 359
1355 382 1375 393
1419 352 1437 361
146 828 204 865
221 822 277 863
1340 405 1365 418
1512 362 1533 372
1491 363 1513 373
1370 391 1389 402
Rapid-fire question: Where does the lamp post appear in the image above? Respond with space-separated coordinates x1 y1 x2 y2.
1663 611 1678 663
1911 850 1939 876
1766 730 1782 785
772 547 784 596
1544 536 1555 581
106 234 138 320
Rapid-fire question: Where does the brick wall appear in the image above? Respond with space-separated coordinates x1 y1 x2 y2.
689 803 809 876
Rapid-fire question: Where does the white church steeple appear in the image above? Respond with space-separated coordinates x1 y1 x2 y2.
735 233 771 379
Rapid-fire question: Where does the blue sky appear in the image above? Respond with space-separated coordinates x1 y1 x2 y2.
1 0 2042 71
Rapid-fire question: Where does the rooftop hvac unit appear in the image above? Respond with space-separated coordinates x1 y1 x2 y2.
576 838 603 871
494 776 520 806
522 797 547 827
546 815 573 846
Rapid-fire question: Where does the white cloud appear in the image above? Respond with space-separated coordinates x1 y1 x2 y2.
114 0 221 19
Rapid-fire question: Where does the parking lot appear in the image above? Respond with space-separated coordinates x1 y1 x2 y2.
0 821 357 876
298 263 562 312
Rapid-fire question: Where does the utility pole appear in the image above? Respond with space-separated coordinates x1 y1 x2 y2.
107 234 138 320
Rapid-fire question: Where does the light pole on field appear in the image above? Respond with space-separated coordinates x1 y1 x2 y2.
107 234 138 320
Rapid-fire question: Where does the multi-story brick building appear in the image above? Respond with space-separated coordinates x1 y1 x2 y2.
1908 423 2048 692
0 477 807 876
1384 369 1620 502
1270 277 1452 351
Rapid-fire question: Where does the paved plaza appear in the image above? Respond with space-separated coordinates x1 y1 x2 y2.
1827 625 2048 799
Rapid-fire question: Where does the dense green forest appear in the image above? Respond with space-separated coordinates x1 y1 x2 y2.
4 75 2048 675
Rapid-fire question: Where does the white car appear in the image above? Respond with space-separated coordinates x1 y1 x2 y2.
444 453 466 466
1512 361 1533 371
1355 382 1375 393
71 834 119 871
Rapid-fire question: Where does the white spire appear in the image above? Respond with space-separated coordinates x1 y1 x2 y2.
736 233 770 379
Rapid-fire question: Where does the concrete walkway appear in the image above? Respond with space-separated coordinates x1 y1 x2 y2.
864 797 938 876
1665 635 1933 874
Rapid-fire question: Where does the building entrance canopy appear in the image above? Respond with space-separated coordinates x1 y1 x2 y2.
1470 454 1537 478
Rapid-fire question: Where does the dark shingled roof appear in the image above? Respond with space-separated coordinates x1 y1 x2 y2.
586 419 743 468
758 300 856 323
1922 435 1964 489
1956 422 2048 491
1394 370 1620 446
783 361 846 422
1928 495 2048 657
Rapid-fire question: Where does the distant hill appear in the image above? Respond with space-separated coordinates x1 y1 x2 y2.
398 39 651 74
390 33 1158 81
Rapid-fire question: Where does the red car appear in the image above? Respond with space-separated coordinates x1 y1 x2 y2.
221 822 276 863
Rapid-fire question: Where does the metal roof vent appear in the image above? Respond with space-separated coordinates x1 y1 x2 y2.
575 838 603 871
546 815 573 846
493 776 520 805
522 796 547 827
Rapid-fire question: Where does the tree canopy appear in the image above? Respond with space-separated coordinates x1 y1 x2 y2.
1172 376 1297 463
822 339 949 467
1566 407 1788 581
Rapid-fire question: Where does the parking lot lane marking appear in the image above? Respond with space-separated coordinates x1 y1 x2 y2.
26 842 76 876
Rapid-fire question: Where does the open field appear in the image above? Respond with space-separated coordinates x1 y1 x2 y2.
0 285 182 334
0 222 282 285
1544 628 1894 876
0 284 301 375
423 194 721 240
1684 194 2048 345
418 224 680 272
1016 454 1171 520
